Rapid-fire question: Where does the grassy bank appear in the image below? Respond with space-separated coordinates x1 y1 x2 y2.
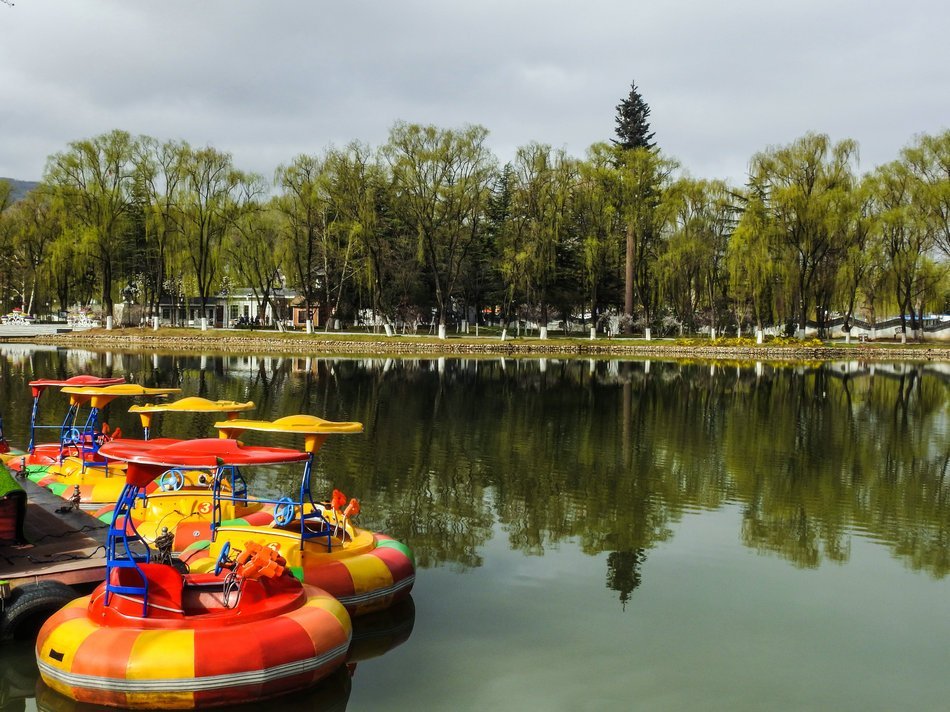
15 327 950 362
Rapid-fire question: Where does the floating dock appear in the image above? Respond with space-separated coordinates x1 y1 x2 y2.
0 476 108 589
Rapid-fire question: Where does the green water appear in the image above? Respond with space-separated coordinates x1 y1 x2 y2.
1 348 949 711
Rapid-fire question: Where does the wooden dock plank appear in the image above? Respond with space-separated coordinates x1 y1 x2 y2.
0 477 108 587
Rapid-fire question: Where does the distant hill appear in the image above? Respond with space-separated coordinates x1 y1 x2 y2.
0 178 40 203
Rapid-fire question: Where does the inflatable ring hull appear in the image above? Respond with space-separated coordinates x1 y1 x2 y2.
35 583 351 709
183 531 415 617
27 465 137 510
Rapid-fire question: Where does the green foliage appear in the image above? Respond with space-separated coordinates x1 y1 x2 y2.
44 129 137 313
751 133 859 333
6 126 950 336
383 122 495 323
673 335 825 348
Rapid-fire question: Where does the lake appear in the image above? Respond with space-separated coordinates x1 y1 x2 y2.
1 346 949 711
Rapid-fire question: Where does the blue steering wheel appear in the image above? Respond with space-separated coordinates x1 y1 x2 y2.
214 541 232 576
160 469 185 491
62 427 83 445
274 497 296 527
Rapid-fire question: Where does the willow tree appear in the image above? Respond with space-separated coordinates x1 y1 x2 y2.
728 185 777 332
615 146 676 329
0 190 15 306
506 143 576 332
178 146 242 313
320 144 372 329
7 188 58 314
869 160 939 334
276 154 328 328
575 144 621 328
44 129 136 315
485 164 518 334
751 133 858 337
657 178 735 333
656 179 705 332
834 177 875 333
0 180 11 211
44 223 84 312
384 122 495 335
902 130 950 258
133 137 186 317
225 194 285 327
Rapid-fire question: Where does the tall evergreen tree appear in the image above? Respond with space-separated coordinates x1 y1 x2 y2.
613 81 656 151
613 82 659 331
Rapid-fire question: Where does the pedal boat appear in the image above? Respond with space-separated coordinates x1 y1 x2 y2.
102 417 416 616
5 375 125 470
87 397 268 546
26 391 258 510
22 384 182 507
35 443 351 710
94 414 354 550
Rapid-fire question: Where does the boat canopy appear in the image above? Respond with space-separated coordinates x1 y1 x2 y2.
128 397 254 430
61 384 181 409
100 438 310 487
28 375 125 399
214 414 363 453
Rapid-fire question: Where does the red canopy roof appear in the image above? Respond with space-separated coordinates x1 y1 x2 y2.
29 375 125 398
100 438 309 488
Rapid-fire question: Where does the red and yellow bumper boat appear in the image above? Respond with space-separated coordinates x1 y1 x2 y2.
35 440 351 709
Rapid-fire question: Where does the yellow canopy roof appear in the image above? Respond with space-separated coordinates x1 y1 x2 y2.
214 414 363 453
129 397 255 429
61 384 181 408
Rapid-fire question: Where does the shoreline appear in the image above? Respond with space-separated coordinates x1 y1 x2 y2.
8 328 950 362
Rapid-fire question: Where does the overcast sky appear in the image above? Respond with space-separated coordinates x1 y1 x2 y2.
2 0 948 185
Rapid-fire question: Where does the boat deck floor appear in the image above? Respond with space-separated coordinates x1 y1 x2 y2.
0 478 108 587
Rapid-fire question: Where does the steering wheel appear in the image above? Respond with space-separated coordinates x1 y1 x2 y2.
214 541 232 576
62 427 83 445
160 468 185 491
274 497 296 527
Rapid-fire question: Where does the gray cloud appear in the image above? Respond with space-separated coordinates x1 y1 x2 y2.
2 0 947 184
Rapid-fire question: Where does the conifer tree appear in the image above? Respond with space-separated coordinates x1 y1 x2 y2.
613 81 656 151
613 81 660 331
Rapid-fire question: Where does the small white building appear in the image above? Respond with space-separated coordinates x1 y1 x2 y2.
157 288 297 327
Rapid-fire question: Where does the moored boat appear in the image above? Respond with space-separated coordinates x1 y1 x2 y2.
8 375 126 469
101 417 416 616
19 390 263 510
35 443 351 710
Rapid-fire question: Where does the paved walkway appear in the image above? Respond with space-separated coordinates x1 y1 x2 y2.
0 324 76 338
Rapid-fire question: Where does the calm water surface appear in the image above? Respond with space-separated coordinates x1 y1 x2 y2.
1 345 949 711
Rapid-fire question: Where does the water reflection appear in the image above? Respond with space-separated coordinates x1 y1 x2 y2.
2 349 948 604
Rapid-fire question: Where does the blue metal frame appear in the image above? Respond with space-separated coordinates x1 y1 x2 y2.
104 482 152 616
63 406 116 474
207 455 334 552
211 464 249 536
27 396 81 454
299 454 333 551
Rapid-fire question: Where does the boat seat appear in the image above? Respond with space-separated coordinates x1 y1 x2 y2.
109 563 184 615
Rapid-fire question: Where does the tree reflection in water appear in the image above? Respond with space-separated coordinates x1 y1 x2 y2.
2 350 948 607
